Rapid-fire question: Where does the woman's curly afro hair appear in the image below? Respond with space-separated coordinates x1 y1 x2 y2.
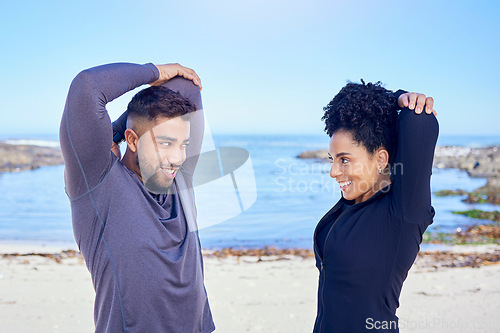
322 80 399 164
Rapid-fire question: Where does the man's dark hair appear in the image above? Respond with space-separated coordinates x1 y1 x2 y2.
322 80 399 164
127 86 195 122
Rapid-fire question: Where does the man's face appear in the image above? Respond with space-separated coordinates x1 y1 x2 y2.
136 116 190 194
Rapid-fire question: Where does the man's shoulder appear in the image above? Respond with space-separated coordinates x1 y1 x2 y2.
90 159 142 197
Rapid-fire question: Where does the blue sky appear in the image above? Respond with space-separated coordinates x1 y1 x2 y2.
0 0 498 136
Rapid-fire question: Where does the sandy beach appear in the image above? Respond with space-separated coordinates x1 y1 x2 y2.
0 243 498 333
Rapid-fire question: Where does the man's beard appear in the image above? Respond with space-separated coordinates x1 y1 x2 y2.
137 153 175 194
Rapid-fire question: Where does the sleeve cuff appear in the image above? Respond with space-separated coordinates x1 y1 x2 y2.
145 63 160 82
393 89 407 109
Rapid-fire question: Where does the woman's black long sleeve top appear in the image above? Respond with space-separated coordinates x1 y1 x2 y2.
313 101 439 332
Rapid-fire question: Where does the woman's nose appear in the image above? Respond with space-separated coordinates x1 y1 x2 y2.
330 163 342 179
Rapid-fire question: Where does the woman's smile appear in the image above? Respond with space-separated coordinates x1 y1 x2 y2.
338 180 352 191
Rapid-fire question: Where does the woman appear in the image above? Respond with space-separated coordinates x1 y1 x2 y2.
313 81 438 332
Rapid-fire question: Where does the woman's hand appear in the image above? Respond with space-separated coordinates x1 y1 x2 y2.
151 63 202 90
398 92 436 116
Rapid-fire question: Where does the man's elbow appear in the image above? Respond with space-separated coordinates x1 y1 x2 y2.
69 69 97 95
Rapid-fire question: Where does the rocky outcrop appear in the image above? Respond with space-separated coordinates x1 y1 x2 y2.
433 146 500 178
0 142 64 172
297 149 328 160
298 146 500 179
298 145 500 206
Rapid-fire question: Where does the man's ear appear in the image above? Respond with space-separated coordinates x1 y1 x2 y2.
125 129 139 153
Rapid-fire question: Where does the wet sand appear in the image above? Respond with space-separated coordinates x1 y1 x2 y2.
0 243 498 333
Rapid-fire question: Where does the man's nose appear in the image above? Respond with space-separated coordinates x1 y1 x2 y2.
165 148 185 166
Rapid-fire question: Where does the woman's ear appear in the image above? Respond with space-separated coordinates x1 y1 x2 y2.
376 148 389 172
125 129 139 153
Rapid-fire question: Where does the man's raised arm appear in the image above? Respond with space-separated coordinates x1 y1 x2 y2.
59 63 159 198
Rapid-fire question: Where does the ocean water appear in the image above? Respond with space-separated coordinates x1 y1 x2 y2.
0 134 499 249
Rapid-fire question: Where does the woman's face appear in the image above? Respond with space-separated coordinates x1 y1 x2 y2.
328 129 386 204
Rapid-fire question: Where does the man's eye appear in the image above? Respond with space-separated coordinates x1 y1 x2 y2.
160 142 171 147
341 158 349 164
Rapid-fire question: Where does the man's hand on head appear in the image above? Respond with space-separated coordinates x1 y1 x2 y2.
151 63 202 90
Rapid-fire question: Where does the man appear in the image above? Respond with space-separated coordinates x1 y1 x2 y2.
60 62 215 332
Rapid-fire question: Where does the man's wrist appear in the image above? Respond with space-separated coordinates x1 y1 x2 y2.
113 130 125 145
112 110 128 145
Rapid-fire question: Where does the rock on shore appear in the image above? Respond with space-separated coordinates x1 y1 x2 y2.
298 145 500 206
433 146 500 178
298 145 500 179
297 149 329 160
0 142 64 172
